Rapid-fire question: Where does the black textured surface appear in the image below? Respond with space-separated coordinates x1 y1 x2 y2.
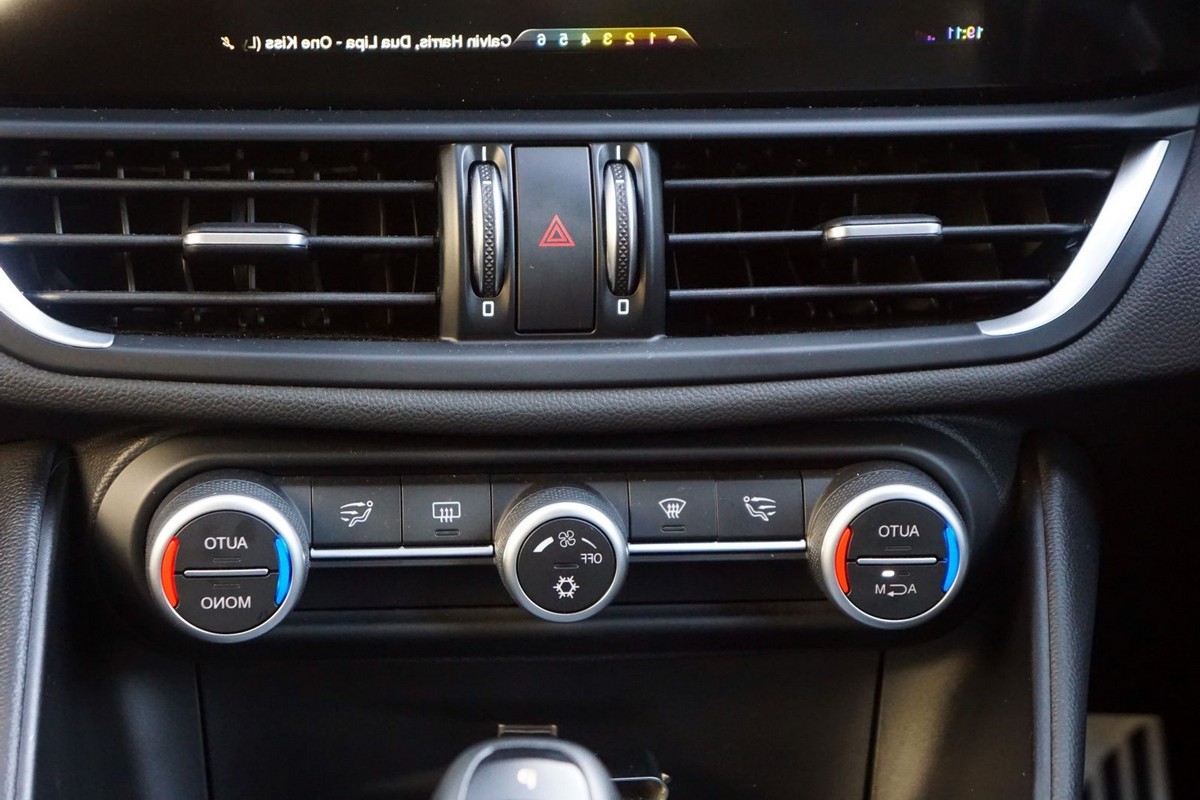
0 442 54 800
200 650 879 800
1022 433 1100 800
0 126 1195 434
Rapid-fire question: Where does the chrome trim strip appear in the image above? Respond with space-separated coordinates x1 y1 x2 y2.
0 265 114 348
311 540 806 560
978 139 1170 337
181 230 309 248
182 567 271 578
823 221 942 241
820 484 968 630
855 556 939 566
311 544 495 560
628 539 807 556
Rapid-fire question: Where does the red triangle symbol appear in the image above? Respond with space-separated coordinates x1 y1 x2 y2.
538 215 576 248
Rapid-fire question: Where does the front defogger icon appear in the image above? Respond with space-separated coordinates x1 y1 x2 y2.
338 500 373 528
658 497 687 519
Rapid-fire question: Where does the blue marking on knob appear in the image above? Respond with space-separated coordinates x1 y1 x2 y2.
942 526 960 592
274 535 291 606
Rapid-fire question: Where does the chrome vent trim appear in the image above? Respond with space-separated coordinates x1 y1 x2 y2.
978 139 1169 336
0 266 113 348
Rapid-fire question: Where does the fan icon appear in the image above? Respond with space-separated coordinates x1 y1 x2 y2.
553 575 579 599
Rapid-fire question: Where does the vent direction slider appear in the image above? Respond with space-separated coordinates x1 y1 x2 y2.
822 215 944 250
182 223 310 263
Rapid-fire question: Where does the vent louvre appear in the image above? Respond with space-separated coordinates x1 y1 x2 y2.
661 137 1125 337
0 142 440 339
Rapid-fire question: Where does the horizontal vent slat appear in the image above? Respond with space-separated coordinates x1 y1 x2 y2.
661 136 1125 336
0 233 438 250
0 140 442 339
0 176 437 194
26 291 439 307
669 280 1053 303
663 167 1115 192
667 223 1089 247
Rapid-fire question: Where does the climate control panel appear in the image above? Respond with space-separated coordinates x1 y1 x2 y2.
126 459 976 641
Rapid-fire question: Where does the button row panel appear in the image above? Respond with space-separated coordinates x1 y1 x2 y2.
282 472 822 559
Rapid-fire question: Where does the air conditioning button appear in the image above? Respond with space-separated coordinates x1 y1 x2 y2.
516 519 617 615
494 485 629 622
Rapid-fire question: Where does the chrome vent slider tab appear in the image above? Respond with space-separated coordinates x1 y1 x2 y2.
182 222 310 263
822 214 943 249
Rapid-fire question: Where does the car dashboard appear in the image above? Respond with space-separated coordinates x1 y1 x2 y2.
0 1 1198 798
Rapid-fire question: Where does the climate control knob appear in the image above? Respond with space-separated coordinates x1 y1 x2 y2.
807 463 968 629
145 471 309 643
494 486 629 622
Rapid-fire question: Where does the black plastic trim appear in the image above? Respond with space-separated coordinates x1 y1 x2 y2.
0 97 1195 389
1 94 1196 139
89 423 1010 649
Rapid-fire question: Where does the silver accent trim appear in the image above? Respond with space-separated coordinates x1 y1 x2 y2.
604 161 640 295
181 230 309 248
498 500 629 623
823 221 943 241
855 556 939 566
469 161 505 297
0 265 114 348
311 545 494 560
310 540 806 560
820 484 968 630
182 567 271 578
629 539 806 556
978 139 1170 337
145 493 307 644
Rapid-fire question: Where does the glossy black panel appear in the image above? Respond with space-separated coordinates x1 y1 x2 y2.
0 0 1196 107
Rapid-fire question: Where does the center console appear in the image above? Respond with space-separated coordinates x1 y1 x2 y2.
0 420 1090 799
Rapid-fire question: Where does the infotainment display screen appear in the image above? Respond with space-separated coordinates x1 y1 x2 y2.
0 0 1197 108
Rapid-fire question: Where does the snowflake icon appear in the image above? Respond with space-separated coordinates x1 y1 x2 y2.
553 575 579 599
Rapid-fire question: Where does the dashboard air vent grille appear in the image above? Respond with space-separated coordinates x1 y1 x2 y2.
661 137 1125 336
0 141 440 339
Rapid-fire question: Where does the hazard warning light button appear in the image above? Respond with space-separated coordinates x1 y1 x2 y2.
514 147 596 333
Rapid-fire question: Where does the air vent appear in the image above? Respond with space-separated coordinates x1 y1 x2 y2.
661 137 1127 337
0 141 440 339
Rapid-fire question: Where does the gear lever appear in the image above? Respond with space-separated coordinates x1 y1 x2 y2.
432 737 620 800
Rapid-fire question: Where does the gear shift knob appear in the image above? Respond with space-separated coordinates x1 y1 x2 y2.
433 737 620 800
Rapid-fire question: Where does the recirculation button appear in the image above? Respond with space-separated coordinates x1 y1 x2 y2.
844 562 948 621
